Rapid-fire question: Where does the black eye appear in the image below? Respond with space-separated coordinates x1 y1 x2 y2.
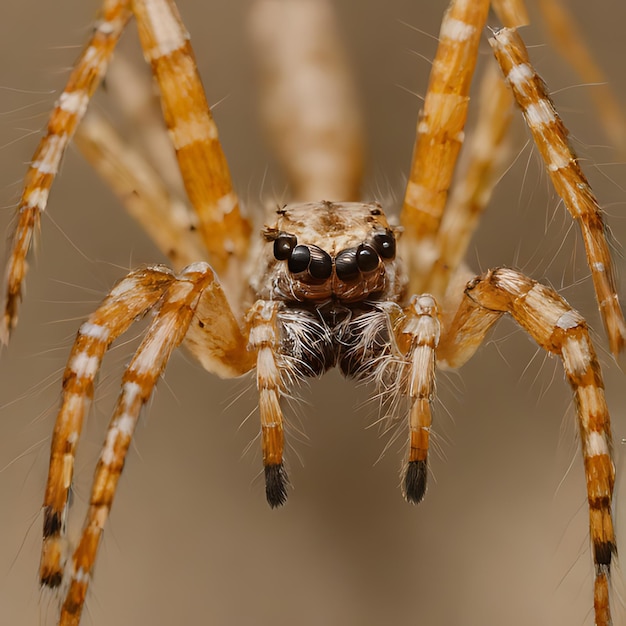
308 246 333 279
288 245 310 273
335 248 359 281
356 244 379 272
373 232 396 259
273 233 297 260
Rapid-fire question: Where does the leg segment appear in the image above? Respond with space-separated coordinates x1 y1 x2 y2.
1 0 132 344
132 0 252 287
40 266 175 588
363 298 441 503
74 110 207 270
490 28 626 356
401 0 489 293
438 267 615 626
41 262 254 624
57 264 219 626
395 296 441 503
248 0 364 201
247 301 289 507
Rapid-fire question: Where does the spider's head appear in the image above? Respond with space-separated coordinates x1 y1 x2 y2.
253 201 404 304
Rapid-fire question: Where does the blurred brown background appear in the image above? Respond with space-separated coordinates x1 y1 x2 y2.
1 1 625 625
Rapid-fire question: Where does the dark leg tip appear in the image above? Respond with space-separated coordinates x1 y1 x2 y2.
594 539 617 568
404 460 427 504
265 463 289 508
43 506 63 538
41 571 63 588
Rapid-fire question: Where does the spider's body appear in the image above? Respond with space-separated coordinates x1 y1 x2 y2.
1 0 623 625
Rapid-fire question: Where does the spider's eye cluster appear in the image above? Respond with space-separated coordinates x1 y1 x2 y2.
272 230 396 281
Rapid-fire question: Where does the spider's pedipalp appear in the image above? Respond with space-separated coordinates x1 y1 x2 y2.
248 300 291 507
439 267 615 626
393 295 440 504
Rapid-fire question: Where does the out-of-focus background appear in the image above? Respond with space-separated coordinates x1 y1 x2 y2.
1 1 625 625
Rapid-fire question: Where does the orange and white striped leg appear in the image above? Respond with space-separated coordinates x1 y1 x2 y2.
1 0 132 344
424 60 514 300
74 110 207 271
41 263 253 602
536 0 626 154
247 301 289 507
490 28 626 356
438 267 615 626
248 0 364 201
132 0 252 289
57 264 224 626
401 0 489 292
40 266 175 588
394 295 441 503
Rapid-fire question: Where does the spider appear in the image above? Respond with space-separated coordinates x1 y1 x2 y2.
1 0 625 625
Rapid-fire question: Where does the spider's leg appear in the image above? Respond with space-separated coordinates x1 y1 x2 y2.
0 0 132 345
54 262 253 626
394 296 441 503
438 267 615 626
132 0 252 293
490 0 530 28
536 0 626 153
74 110 207 270
426 60 514 299
248 0 364 201
490 28 626 356
400 0 489 293
40 267 175 589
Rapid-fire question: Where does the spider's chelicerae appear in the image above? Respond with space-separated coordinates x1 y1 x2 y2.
2 0 625 625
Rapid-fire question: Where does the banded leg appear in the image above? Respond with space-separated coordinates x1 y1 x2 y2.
1 0 132 344
74 110 207 270
395 296 441 503
132 0 252 289
54 262 253 625
438 267 615 626
248 0 364 201
247 301 289 507
490 28 626 356
40 266 175 588
401 0 489 292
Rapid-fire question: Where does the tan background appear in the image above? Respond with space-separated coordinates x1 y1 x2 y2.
1 1 626 625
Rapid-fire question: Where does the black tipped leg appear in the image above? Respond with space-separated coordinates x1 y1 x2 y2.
43 506 63 538
41 571 63 588
264 463 289 508
594 539 616 568
404 460 427 504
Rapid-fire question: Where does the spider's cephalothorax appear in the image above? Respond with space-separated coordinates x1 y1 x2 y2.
252 201 406 377
2 0 623 624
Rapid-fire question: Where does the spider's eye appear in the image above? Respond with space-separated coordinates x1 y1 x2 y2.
372 232 396 259
335 248 359 281
288 245 311 273
308 246 333 279
273 233 297 260
356 244 379 272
